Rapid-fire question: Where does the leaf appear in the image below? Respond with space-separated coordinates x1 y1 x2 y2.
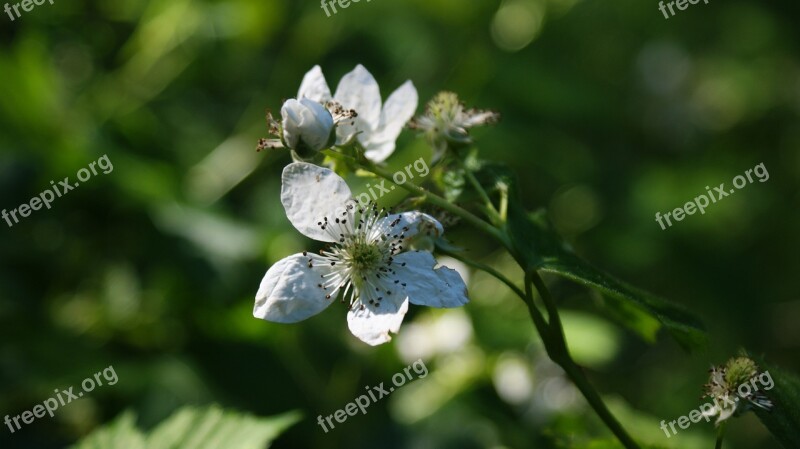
437 151 510 204
440 166 467 202
596 292 661 344
751 357 800 448
444 159 706 350
70 411 146 449
505 192 706 351
71 405 301 449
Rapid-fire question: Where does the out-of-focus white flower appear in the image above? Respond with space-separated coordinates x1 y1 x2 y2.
253 162 468 346
395 309 473 362
297 65 418 163
409 91 500 161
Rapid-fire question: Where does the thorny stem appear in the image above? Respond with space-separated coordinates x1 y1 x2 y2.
357 158 640 449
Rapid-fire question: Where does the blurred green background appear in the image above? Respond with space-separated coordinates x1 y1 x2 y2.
0 0 798 448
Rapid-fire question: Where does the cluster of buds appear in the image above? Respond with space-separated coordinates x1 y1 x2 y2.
259 66 501 166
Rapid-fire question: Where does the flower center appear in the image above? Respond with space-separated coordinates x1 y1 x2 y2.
304 202 411 312
346 241 384 274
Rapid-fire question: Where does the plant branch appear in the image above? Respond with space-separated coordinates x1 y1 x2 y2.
526 270 640 449
437 247 525 301
356 156 639 449
715 423 726 449
498 182 509 222
463 168 503 225
361 160 511 248
528 270 563 335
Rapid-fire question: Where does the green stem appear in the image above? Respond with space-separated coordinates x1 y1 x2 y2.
498 183 509 222
560 362 640 449
525 270 639 449
357 158 638 449
528 270 563 335
445 251 641 449
464 169 503 225
437 247 526 301
715 423 726 449
361 160 510 248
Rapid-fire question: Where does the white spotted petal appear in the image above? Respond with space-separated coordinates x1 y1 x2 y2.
347 296 409 346
254 254 336 323
393 251 469 308
377 211 443 241
281 162 353 242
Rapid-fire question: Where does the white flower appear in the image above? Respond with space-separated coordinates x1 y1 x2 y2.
254 162 468 345
409 91 500 161
258 90 356 157
281 98 335 153
296 65 418 163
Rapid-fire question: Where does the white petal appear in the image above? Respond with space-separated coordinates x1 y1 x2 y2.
365 81 418 162
393 251 469 308
375 211 444 241
298 98 334 151
254 254 335 323
281 98 333 151
297 65 332 102
347 296 409 345
281 162 354 242
363 140 396 164
280 99 303 148
461 110 499 128
334 64 382 133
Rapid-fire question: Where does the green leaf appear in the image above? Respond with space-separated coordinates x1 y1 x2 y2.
596 293 661 344
437 152 510 204
440 166 467 202
70 411 146 449
71 405 301 449
751 358 800 448
447 159 705 350
506 198 706 351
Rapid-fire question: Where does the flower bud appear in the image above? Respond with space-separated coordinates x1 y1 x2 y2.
409 92 500 162
281 98 335 156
